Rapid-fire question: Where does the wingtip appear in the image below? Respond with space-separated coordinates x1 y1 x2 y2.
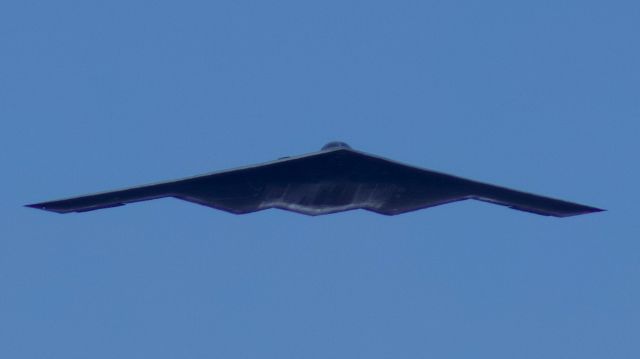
567 206 606 217
24 202 64 213
25 203 44 210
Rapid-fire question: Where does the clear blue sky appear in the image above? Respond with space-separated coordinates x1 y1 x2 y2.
2 0 638 358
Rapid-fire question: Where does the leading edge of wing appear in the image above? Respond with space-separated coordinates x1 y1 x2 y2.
25 148 338 213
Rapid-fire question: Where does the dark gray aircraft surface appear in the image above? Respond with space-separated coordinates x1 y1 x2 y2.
26 142 603 217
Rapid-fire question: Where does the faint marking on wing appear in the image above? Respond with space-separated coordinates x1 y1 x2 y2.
26 181 179 213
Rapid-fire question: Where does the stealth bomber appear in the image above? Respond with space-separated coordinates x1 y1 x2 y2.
26 142 603 217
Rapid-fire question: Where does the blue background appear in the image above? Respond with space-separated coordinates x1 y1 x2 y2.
2 0 638 357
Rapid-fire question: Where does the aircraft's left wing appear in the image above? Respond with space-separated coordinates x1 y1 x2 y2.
24 151 323 214
26 179 186 213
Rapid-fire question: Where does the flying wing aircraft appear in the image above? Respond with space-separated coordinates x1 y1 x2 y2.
26 142 603 217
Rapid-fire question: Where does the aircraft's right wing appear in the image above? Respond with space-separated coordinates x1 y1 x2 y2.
359 153 604 217
468 180 604 217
